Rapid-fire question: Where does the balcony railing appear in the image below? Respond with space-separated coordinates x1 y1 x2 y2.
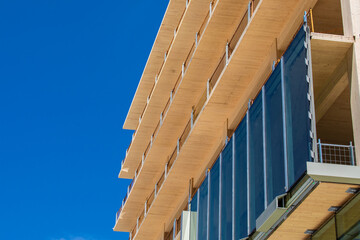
122 0 192 163
317 140 356 166
122 0 261 238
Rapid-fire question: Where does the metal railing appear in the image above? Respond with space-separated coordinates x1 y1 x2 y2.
317 140 356 166
122 0 192 167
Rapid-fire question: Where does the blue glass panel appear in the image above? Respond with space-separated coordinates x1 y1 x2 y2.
220 139 233 240
234 119 248 239
209 158 220 240
249 93 264 232
265 65 286 204
198 175 208 240
191 191 198 212
283 27 310 189
190 191 199 239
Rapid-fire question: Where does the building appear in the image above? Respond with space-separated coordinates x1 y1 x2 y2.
114 0 360 239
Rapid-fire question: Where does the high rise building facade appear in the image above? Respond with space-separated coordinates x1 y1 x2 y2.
114 0 360 239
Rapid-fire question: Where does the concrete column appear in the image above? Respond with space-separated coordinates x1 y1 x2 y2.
342 0 360 165
350 38 360 165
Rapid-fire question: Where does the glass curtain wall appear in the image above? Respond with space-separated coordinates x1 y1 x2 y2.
220 140 233 239
265 66 286 204
234 120 248 239
282 27 311 188
209 159 220 240
249 94 265 232
197 175 208 240
189 25 311 240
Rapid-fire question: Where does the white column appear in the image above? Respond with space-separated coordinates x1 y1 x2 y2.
342 0 360 165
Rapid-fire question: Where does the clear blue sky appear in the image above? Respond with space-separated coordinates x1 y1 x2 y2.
0 1 168 239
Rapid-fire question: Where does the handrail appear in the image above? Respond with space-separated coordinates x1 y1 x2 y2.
317 140 356 166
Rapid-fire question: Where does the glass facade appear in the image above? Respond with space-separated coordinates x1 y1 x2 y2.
282 28 311 188
197 175 208 240
189 25 311 240
313 194 360 240
209 159 220 240
234 120 248 239
265 66 286 204
220 141 233 239
249 94 265 232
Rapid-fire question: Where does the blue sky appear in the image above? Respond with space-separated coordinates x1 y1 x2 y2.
0 1 168 239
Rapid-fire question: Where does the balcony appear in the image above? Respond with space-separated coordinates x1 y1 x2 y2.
120 0 212 180
123 0 186 130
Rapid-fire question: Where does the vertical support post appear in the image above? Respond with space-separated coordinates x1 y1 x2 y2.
173 218 177 239
188 178 193 210
251 0 254 15
165 163 168 178
246 108 250 235
191 109 194 129
350 141 355 166
309 9 315 32
177 138 180 155
195 32 199 47
207 79 210 98
262 86 268 208
196 187 200 240
219 153 222 240
232 132 235 240
306 25 318 162
144 201 147 216
207 171 210 240
280 57 289 192
226 42 229 65
318 139 323 163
